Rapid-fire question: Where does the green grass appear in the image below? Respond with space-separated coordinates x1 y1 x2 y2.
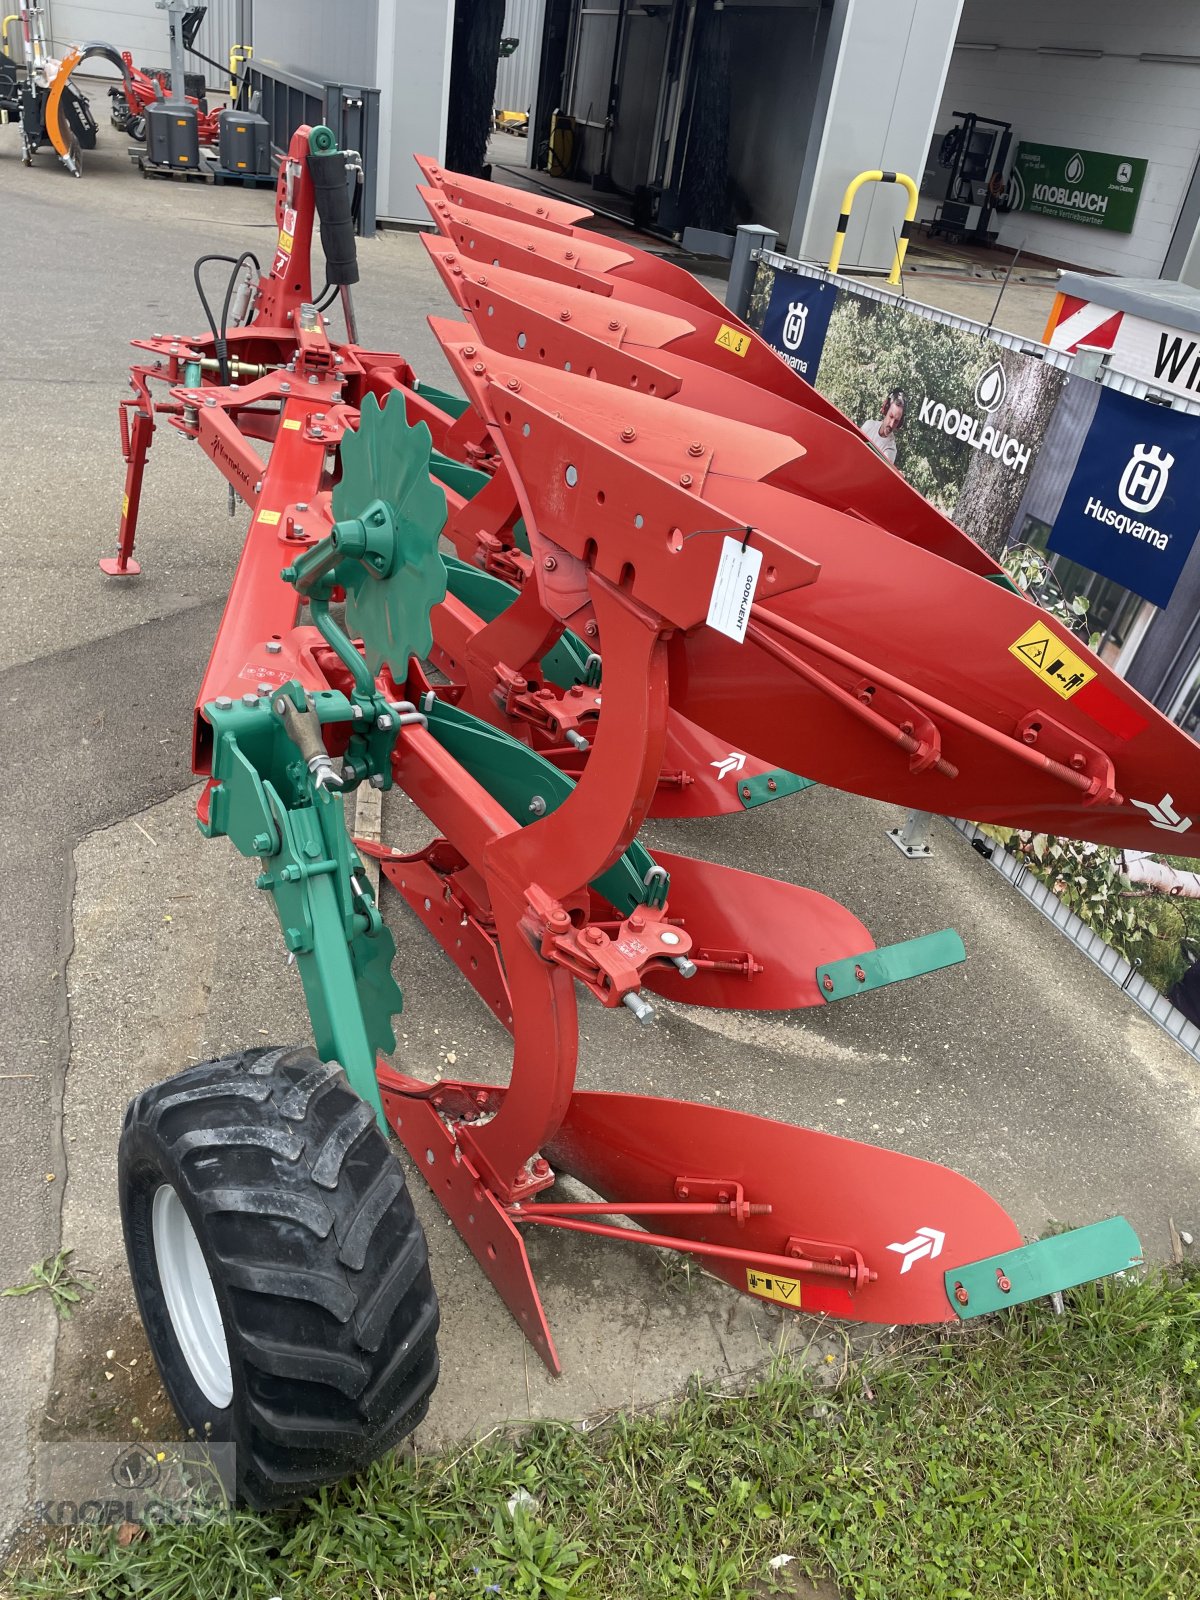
8 1269 1198 1600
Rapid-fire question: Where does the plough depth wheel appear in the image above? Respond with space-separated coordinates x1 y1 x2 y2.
119 1047 439 1509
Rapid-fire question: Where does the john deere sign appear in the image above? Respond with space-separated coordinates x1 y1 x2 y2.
1012 144 1146 232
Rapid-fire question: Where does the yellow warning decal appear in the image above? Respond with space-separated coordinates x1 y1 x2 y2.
1008 623 1097 700
281 418 302 431
746 1269 801 1307
277 229 294 256
258 509 282 525
715 323 751 357
122 493 129 518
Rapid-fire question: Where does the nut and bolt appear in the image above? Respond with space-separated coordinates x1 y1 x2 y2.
620 425 637 443
241 692 258 706
822 975 835 992
472 361 486 374
559 309 571 322
506 378 521 392
257 682 273 696
543 556 557 571
215 696 233 710
608 319 621 331
528 795 547 816
687 441 704 457
376 713 394 732
265 641 282 655
854 965 866 983
679 472 693 487
953 1282 970 1306
996 1270 1012 1294
766 777 777 792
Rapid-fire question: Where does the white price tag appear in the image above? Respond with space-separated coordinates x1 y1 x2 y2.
705 535 762 644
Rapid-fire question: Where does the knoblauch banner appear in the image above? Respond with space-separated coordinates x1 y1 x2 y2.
748 266 1067 558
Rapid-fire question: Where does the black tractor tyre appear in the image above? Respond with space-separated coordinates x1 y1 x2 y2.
119 1046 439 1509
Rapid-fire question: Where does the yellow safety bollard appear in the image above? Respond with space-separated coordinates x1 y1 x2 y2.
229 43 252 100
827 169 919 287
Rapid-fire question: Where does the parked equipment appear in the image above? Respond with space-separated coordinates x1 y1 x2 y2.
104 127 1190 1507
928 110 1014 246
1 4 127 174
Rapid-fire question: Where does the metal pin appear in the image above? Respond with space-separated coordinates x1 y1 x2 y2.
621 991 655 1025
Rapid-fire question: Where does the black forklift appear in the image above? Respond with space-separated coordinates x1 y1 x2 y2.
927 111 1014 247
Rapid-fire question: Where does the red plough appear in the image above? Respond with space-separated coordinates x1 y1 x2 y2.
105 129 1168 1506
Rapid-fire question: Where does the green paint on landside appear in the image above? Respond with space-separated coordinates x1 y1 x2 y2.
946 1217 1143 1319
736 769 816 809
815 929 965 1001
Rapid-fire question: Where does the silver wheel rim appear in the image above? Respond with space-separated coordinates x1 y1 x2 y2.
151 1184 233 1409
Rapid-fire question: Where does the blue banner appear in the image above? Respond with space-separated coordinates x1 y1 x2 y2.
1048 387 1200 607
759 271 838 383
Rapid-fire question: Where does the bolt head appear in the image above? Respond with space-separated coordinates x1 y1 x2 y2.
472 361 486 374
679 472 693 487
659 930 680 946
265 641 282 654
376 713 394 731
620 426 636 442
214 695 233 711
543 556 556 571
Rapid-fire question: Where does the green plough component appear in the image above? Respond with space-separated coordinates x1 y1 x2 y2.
431 448 490 502
414 378 471 420
424 698 664 912
330 391 449 680
946 1217 1143 1319
200 694 403 1122
815 929 966 1001
736 770 816 809
442 555 594 688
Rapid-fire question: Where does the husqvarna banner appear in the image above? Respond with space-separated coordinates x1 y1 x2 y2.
758 270 839 382
1048 387 1200 607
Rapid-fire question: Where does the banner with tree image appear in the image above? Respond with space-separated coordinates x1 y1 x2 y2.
808 295 1067 558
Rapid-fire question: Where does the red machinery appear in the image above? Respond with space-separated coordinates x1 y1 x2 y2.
105 128 1171 1506
108 48 221 144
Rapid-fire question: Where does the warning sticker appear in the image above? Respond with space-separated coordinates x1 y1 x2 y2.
746 1269 801 1307
122 493 129 518
277 229 295 256
257 509 281 525
281 418 302 431
1008 624 1097 700
706 535 762 644
715 323 751 357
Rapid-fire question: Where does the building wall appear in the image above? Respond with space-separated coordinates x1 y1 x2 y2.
250 0 453 224
929 0 1200 275
790 0 963 269
253 0 379 87
494 0 546 117
46 0 247 88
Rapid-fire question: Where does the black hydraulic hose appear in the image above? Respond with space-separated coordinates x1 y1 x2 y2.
193 251 260 383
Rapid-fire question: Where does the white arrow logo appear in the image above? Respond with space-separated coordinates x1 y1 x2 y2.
887 1226 945 1274
711 752 747 781
1130 793 1193 834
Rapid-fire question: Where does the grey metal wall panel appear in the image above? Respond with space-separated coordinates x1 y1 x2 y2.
253 0 379 86
494 0 546 114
